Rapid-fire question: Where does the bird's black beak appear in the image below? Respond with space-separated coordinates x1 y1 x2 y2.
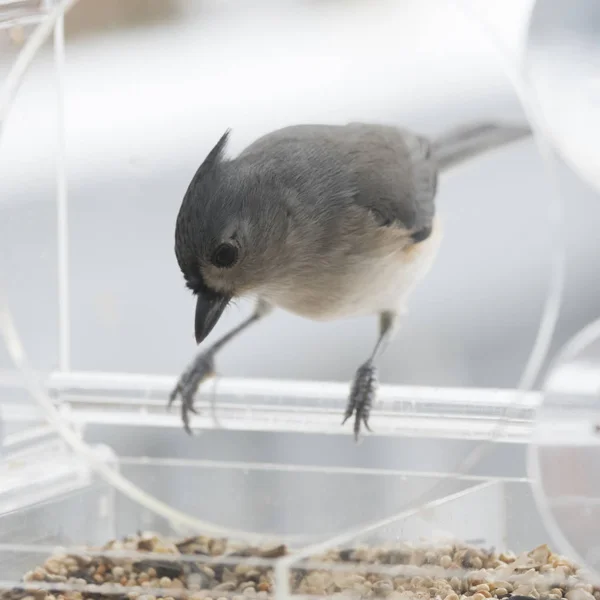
194 290 230 345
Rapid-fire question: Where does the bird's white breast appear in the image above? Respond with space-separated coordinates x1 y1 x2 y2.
261 217 443 321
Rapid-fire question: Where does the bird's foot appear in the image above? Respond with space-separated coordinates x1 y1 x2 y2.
168 351 216 434
342 361 378 441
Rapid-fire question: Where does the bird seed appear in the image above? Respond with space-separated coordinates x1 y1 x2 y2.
1 534 598 600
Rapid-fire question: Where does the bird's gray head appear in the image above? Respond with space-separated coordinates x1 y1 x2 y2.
174 129 291 345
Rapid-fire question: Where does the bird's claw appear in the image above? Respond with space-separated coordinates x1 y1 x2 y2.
168 351 216 434
342 361 377 441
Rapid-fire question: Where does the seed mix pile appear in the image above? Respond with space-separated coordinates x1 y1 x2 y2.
2 534 599 600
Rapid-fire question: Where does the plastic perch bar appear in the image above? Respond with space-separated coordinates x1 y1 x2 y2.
38 370 540 442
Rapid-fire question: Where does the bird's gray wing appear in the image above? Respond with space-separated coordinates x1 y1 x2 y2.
340 123 438 241
237 123 438 241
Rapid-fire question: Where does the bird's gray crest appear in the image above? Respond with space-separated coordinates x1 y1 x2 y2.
196 128 231 179
175 129 232 286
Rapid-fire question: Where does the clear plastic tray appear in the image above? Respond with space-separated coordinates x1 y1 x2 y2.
0 371 583 597
0 416 555 595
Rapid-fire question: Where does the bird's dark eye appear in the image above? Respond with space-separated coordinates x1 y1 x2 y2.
211 243 238 268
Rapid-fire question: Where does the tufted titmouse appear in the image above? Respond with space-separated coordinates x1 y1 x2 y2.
169 121 531 439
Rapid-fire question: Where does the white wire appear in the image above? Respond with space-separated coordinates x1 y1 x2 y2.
0 1 74 137
54 13 71 372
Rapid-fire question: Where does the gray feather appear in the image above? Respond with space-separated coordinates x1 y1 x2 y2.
237 121 531 242
431 122 532 171
237 123 437 237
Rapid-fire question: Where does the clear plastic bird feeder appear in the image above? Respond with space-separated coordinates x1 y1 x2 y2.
1 0 599 597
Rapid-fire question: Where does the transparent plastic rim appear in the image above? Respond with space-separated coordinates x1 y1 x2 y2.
527 317 600 582
0 0 567 545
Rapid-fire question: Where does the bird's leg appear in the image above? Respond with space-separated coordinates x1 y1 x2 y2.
169 299 272 434
342 311 398 441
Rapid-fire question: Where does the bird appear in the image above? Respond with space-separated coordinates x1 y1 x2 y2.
168 120 531 439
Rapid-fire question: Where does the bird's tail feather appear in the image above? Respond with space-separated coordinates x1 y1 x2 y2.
431 122 531 171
